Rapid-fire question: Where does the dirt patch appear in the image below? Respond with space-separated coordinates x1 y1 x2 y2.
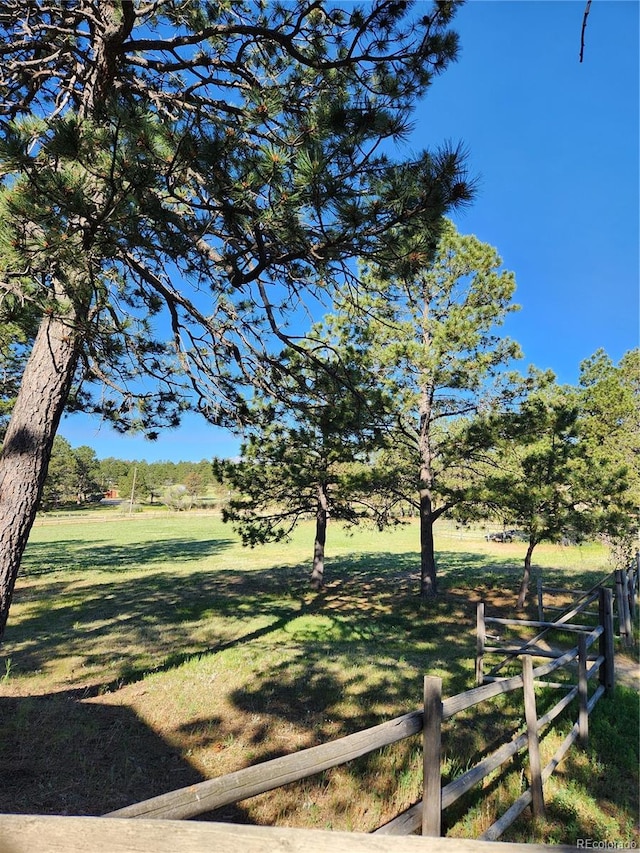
616 653 640 691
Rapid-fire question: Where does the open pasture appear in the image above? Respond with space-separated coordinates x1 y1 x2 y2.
0 512 636 843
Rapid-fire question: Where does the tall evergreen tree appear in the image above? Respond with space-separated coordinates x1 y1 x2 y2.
40 436 79 509
97 456 131 493
71 445 102 503
330 219 521 596
0 1 473 637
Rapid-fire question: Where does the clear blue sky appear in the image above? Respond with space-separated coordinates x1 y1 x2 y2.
59 0 639 463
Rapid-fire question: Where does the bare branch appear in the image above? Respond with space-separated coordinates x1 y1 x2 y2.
579 0 592 63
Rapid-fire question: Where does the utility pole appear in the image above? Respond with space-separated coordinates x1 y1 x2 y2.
128 466 138 516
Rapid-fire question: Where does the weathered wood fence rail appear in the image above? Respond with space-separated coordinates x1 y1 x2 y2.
476 587 615 687
536 560 638 648
0 814 582 853
106 707 426 821
101 565 633 842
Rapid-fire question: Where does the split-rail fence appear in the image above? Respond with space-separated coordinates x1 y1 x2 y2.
100 562 633 841
535 564 637 648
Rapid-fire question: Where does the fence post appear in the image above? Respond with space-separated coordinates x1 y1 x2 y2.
621 570 633 645
615 570 632 648
627 567 636 620
578 633 588 747
422 676 442 837
599 587 615 696
475 603 485 687
537 574 544 623
614 570 623 636
522 655 544 820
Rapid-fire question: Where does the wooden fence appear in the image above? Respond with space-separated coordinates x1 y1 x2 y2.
535 560 638 649
102 586 622 842
377 618 609 840
0 814 581 853
33 508 221 526
477 587 615 687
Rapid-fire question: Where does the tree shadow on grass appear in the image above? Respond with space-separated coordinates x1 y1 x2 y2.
20 536 236 578
0 693 206 816
5 544 610 692
0 544 620 828
2 547 561 692
4 563 311 691
0 689 258 824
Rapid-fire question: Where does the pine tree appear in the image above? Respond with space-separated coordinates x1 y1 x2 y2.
481 382 634 608
328 219 521 597
214 338 388 588
0 1 473 636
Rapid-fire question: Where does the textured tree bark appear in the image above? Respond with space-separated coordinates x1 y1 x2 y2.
417 284 439 598
310 484 328 589
0 313 81 638
516 539 537 610
418 370 438 598
419 491 437 597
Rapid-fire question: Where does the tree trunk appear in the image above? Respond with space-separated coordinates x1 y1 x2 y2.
0 313 81 639
516 539 537 610
416 283 438 599
420 490 437 597
310 484 329 589
418 361 437 597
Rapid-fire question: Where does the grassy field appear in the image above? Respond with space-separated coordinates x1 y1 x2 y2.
0 510 637 843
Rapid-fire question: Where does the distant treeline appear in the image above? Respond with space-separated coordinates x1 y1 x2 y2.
42 436 220 509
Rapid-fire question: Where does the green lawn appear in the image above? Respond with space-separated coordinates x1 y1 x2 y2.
0 512 636 842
